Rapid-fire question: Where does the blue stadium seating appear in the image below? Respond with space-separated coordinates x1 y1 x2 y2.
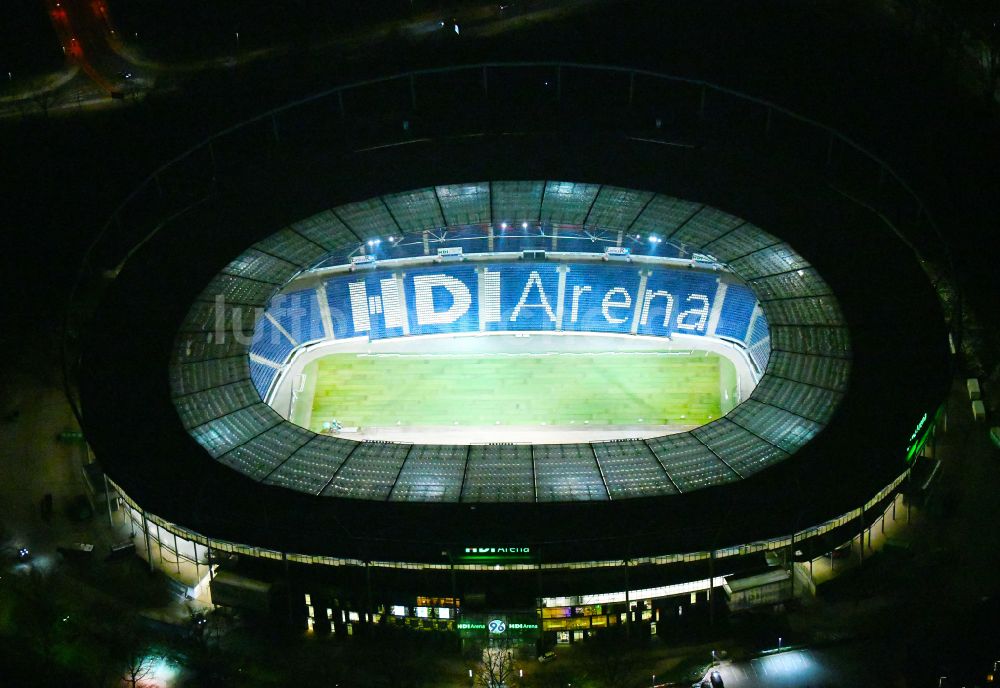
249 316 295 364
714 283 756 341
493 263 561 332
633 268 719 338
268 289 326 345
746 313 771 372
403 264 481 337
563 264 643 334
249 261 768 374
249 360 279 399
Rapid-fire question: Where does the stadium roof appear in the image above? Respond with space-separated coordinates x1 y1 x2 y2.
169 182 849 504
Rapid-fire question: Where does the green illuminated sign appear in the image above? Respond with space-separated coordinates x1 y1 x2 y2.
906 407 941 462
456 621 538 632
457 546 533 562
908 413 928 444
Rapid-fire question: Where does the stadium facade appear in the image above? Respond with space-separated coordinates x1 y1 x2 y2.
70 64 951 638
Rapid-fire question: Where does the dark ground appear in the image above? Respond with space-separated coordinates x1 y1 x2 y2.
1 1 998 686
1 0 64 79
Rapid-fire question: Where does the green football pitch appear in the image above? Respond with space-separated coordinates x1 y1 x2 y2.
301 352 733 431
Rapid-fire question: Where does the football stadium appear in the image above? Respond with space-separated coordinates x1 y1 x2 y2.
71 64 951 638
197 189 826 501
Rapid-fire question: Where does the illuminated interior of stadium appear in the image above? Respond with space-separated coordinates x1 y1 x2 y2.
170 181 851 504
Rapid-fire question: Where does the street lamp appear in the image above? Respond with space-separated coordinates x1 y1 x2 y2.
778 636 782 649
235 31 240 49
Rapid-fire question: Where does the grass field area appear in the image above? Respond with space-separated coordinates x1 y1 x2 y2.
303 352 730 431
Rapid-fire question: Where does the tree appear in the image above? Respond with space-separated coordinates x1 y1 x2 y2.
476 634 518 688
120 648 156 688
93 608 159 688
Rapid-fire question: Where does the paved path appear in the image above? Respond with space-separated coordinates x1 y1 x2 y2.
702 645 871 688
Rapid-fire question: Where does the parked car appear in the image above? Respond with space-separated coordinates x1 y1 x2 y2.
709 670 725 688
538 650 556 663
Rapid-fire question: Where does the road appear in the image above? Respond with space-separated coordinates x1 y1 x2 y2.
1 0 605 119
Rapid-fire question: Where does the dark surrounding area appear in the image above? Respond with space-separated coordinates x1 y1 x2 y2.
2 1 999 686
104 0 444 59
1 0 64 78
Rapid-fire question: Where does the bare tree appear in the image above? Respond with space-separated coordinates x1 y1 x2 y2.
99 610 158 688
477 634 518 688
120 648 156 688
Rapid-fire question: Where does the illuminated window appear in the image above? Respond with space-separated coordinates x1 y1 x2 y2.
304 593 311 605
437 607 451 619
391 605 406 617
415 606 429 618
348 611 360 622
